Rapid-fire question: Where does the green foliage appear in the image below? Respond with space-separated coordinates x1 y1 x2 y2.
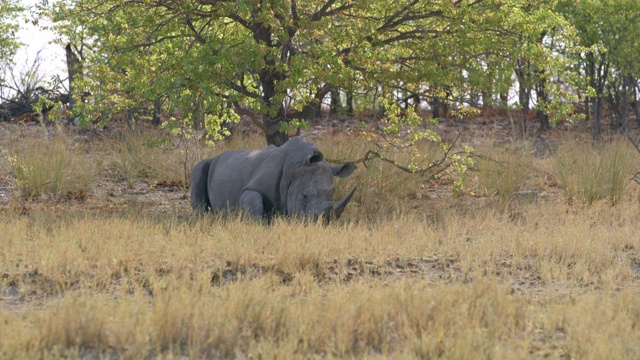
556 0 640 130
37 0 572 141
555 140 635 205
0 0 23 70
279 119 309 134
370 98 475 195
33 95 64 122
558 0 640 75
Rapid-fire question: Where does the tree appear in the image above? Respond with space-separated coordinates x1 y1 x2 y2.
0 0 22 64
602 0 640 130
558 0 640 138
0 0 24 90
41 0 570 146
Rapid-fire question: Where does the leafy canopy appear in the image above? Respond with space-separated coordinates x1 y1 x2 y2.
41 0 571 138
0 0 24 74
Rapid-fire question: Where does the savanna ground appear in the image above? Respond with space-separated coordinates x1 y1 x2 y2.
1 115 640 359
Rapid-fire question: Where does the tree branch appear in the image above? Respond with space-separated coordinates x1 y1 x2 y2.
185 14 207 45
232 102 267 133
325 131 467 180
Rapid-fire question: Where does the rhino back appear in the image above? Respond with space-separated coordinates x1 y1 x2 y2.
207 147 283 212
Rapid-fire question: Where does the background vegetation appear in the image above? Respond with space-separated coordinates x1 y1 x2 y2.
0 0 638 145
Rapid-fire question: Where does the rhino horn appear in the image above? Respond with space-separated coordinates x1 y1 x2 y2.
333 187 356 220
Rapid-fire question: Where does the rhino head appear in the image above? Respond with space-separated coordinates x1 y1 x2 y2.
282 142 356 223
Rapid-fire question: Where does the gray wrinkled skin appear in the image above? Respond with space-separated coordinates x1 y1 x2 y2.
190 136 356 222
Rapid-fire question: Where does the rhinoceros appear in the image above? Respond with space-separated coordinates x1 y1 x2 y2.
190 136 356 222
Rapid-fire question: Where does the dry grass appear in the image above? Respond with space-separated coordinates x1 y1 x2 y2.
555 139 636 205
102 127 202 191
6 133 96 200
1 125 640 358
316 133 438 217
477 143 532 204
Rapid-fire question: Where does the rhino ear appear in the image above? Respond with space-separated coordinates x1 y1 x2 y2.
332 162 356 178
307 150 324 165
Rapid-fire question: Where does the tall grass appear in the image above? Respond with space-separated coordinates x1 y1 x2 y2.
316 134 438 218
103 128 155 188
477 144 531 203
7 134 96 200
555 139 635 205
104 127 216 192
102 131 446 217
1 280 533 359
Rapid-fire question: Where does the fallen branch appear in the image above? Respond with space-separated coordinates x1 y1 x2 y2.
326 130 472 180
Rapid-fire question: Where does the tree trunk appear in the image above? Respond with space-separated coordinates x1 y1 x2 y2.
330 87 341 115
482 90 492 108
441 99 449 120
536 107 549 133
410 94 420 112
515 61 530 137
500 92 508 108
536 75 549 132
192 93 205 130
254 18 291 146
633 82 640 128
266 132 289 146
590 54 609 140
152 96 163 127
469 92 480 108
585 96 591 125
593 96 602 139
606 82 621 130
346 90 354 116
431 96 441 119
65 44 82 111
620 75 632 131
263 116 289 146
126 109 135 129
518 109 527 137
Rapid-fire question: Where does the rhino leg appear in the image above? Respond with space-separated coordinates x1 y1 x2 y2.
239 190 265 220
190 159 213 212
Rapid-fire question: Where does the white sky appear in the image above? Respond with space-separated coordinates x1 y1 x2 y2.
13 0 65 81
